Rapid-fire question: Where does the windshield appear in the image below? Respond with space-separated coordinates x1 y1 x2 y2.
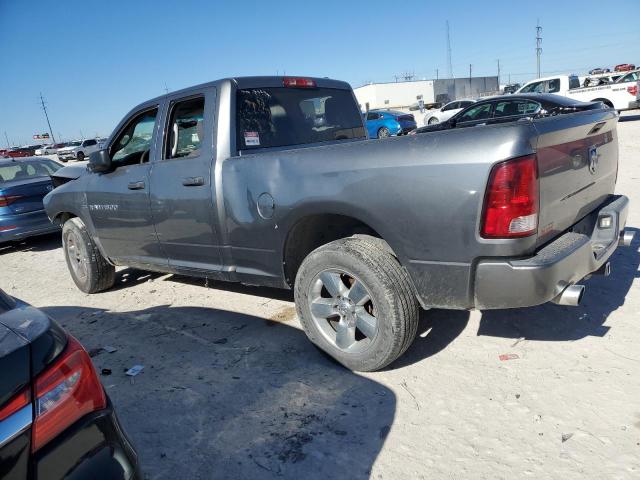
0 159 61 183
236 87 365 151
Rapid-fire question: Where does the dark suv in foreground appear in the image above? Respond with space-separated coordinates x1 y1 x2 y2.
0 289 140 479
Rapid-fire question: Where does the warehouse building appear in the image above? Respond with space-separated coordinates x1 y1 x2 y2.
354 76 499 112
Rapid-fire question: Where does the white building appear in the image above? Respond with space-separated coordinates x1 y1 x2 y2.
354 76 500 113
354 80 435 112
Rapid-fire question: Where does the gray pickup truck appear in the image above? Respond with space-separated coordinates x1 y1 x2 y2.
44 76 633 371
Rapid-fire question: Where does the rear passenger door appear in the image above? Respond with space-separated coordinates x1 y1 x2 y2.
149 88 224 273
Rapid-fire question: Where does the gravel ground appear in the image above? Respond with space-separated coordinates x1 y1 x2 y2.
2 113 640 479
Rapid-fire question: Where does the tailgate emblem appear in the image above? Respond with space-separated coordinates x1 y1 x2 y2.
588 146 599 174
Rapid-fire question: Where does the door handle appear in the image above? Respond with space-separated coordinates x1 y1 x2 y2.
182 176 205 186
127 181 145 190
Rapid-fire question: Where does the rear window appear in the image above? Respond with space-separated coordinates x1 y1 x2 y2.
0 159 61 183
236 87 365 151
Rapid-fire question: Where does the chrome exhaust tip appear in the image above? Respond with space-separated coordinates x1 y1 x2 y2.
594 261 611 277
551 284 585 306
619 230 635 247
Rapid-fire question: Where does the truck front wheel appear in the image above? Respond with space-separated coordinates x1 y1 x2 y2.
295 237 419 371
62 217 115 293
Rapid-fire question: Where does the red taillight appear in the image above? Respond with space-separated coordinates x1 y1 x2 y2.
481 155 539 238
0 194 23 207
32 336 106 452
0 388 31 422
628 85 638 96
283 77 317 88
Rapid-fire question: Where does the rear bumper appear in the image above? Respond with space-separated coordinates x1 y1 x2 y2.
35 398 141 480
0 209 60 243
474 195 630 309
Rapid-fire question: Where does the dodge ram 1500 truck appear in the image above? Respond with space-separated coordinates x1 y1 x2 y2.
44 76 634 372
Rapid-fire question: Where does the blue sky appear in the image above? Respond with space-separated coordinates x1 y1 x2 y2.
1 0 638 145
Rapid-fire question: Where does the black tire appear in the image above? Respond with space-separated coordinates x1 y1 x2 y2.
428 117 440 125
295 237 419 371
76 151 85 161
377 127 390 139
62 217 115 293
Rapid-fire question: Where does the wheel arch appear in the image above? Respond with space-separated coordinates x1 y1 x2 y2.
281 211 402 288
591 98 614 108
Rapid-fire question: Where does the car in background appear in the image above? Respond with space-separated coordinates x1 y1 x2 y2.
0 289 141 479
589 67 610 75
614 63 636 72
35 143 67 156
502 83 521 94
6 146 42 158
410 94 605 135
423 99 475 126
364 110 417 138
0 157 64 244
57 138 100 162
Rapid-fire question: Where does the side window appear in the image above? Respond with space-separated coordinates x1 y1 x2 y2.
519 81 544 93
110 108 158 166
83 139 97 147
457 103 492 123
569 76 581 89
546 79 560 93
459 101 474 108
366 112 379 121
165 97 205 159
493 100 541 118
442 102 457 111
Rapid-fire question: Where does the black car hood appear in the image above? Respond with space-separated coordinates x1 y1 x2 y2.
52 161 90 180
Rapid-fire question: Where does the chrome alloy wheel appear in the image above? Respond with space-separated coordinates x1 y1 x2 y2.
308 269 378 352
66 230 88 280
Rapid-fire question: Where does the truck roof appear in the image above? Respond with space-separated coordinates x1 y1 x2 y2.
142 76 352 106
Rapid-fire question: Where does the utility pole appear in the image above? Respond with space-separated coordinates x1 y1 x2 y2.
4 131 9 148
469 64 472 94
436 68 439 80
497 59 501 86
536 19 542 78
163 83 169 94
38 93 56 144
446 20 453 78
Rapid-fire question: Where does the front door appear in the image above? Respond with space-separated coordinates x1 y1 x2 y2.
86 106 166 267
149 89 223 273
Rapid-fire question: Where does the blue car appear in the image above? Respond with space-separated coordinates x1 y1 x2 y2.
364 110 417 138
0 157 62 244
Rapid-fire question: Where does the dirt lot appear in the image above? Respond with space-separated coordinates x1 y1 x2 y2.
2 113 640 479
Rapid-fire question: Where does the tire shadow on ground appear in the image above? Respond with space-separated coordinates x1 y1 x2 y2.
41 304 396 480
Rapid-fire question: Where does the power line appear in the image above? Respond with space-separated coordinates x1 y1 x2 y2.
536 19 542 78
38 93 56 144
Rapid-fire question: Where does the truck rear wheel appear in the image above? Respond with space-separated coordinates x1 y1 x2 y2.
62 217 115 293
294 237 419 371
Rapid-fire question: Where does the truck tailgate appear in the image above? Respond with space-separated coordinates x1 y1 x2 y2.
533 109 619 246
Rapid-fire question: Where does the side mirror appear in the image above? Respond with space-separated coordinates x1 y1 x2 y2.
88 149 111 173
